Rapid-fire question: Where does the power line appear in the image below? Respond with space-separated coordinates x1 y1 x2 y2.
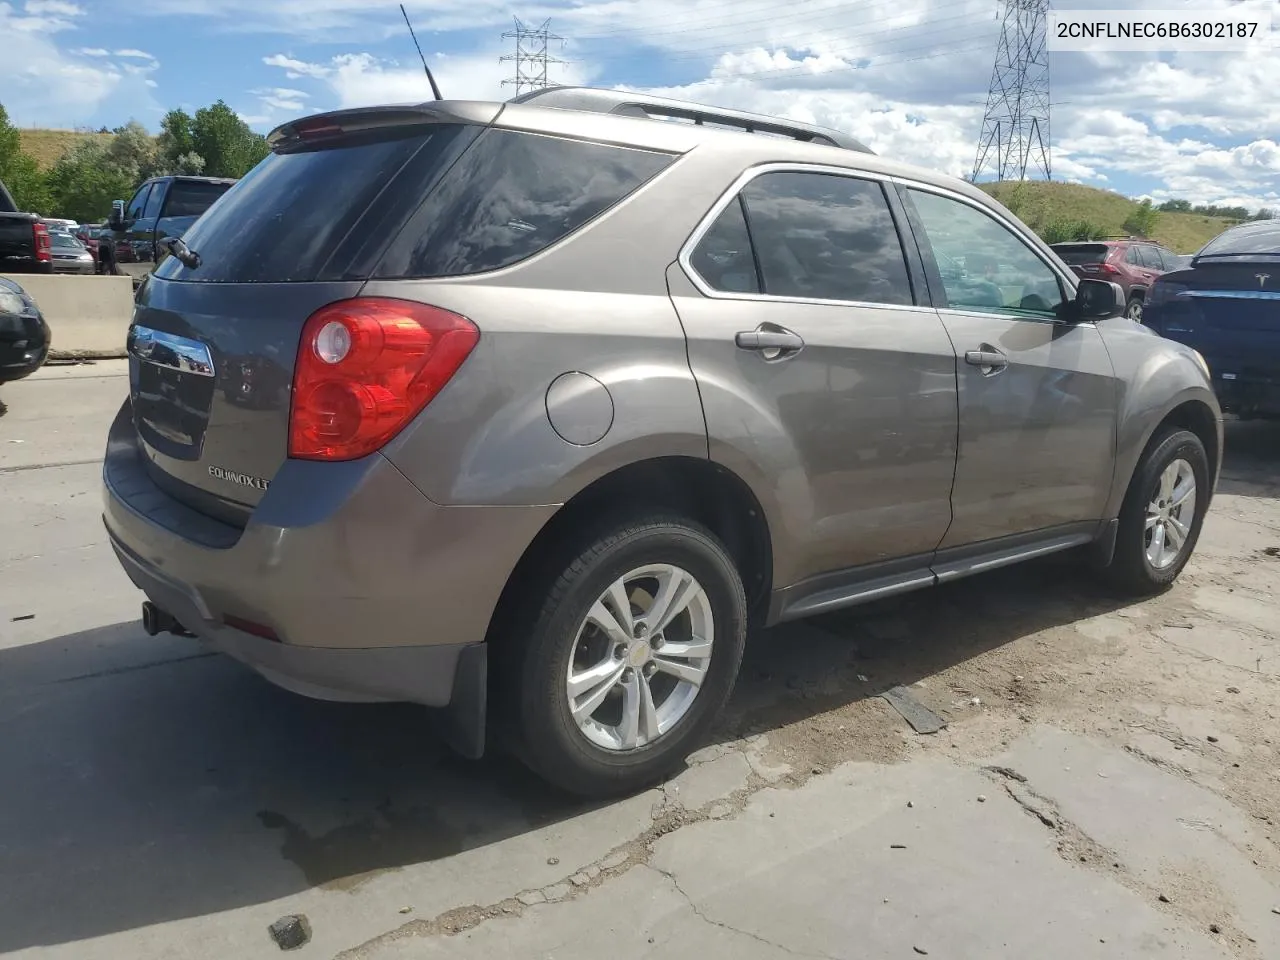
971 0 1052 182
500 18 567 96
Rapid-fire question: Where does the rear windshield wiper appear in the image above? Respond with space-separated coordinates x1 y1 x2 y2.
163 236 202 270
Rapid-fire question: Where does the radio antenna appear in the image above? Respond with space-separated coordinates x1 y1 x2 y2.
399 3 443 101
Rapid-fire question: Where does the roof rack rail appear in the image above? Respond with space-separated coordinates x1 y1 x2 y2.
506 85 875 155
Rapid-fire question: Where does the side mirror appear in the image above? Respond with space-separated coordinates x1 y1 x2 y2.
1074 278 1125 321
108 200 126 230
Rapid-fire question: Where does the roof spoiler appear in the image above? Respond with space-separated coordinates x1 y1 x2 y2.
508 85 875 155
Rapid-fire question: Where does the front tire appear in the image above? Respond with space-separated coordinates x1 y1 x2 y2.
1101 427 1209 596
1125 296 1144 322
501 515 747 798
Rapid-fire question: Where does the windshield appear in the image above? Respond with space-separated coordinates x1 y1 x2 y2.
1051 244 1110 265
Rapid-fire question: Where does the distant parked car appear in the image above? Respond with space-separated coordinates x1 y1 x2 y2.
49 232 95 274
1144 219 1280 419
0 276 51 384
42 217 79 233
1051 239 1182 322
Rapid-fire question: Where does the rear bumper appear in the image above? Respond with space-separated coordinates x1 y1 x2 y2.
102 398 557 716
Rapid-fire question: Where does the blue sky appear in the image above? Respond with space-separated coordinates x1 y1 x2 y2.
3 0 1277 210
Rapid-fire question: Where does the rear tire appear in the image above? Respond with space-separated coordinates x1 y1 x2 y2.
498 514 747 798
1101 427 1209 596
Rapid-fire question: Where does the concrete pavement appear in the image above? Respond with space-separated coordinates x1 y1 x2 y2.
1 361 1277 959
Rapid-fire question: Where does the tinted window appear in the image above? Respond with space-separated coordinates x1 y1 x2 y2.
50 233 82 249
1136 244 1161 269
1051 244 1109 265
907 189 1066 319
1197 221 1280 258
154 124 477 284
688 196 760 294
1124 245 1142 265
142 183 165 220
163 181 233 219
737 171 912 305
376 130 674 279
126 184 151 221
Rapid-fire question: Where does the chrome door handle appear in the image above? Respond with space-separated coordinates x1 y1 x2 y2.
965 346 1008 375
735 326 805 352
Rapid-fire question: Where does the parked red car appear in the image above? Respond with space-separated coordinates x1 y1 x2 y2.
1050 239 1182 322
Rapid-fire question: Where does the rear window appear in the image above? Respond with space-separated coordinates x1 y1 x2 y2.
373 129 675 279
1197 221 1280 259
154 123 479 284
1051 244 1109 265
163 181 233 219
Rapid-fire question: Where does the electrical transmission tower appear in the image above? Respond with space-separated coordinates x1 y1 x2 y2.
500 18 566 96
971 0 1051 182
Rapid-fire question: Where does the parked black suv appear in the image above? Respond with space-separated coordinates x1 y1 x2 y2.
0 180 53 275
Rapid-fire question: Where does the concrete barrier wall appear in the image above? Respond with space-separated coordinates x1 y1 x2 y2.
1 274 135 358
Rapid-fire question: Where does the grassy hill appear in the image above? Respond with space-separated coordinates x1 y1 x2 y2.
978 180 1236 254
18 129 118 170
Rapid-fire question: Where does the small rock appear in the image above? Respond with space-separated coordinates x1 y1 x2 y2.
268 915 311 951
1227 686 1241 694
547 857 560 866
1158 894 1171 903
648 937 655 944
914 948 929 956
977 794 987 803
1272 907 1280 915
1207 735 1219 743
518 890 546 907
812 766 823 775
1013 675 1024 682
398 906 413 914
768 812 776 818
1210 923 1221 934
890 843 907 849
907 800 914 808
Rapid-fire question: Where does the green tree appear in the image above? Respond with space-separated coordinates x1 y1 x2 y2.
106 119 160 183
191 101 269 178
0 103 52 213
43 139 135 224
1122 199 1161 237
156 108 195 173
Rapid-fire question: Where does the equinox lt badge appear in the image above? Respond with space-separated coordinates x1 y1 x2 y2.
208 465 270 491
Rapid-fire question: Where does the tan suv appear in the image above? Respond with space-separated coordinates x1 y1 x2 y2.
103 87 1222 796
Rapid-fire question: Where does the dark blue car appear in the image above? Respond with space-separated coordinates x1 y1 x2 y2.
1145 219 1280 419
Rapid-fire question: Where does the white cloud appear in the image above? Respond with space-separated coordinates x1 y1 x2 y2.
24 0 82 15
252 86 310 112
114 48 156 60
75 46 110 56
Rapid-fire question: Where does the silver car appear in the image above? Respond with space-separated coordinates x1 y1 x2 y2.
48 230 94 274
102 87 1222 796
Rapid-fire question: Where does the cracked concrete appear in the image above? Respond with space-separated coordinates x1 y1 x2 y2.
3 366 1279 960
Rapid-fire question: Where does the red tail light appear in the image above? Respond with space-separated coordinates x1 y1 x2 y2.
32 222 51 263
1098 261 1121 276
289 297 479 461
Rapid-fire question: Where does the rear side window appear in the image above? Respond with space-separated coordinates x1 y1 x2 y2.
1137 245 1162 268
1124 245 1142 265
688 197 761 294
737 171 913 305
154 124 478 284
374 129 674 279
163 181 233 219
1052 244 1108 265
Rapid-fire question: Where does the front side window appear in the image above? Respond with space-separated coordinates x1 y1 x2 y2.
906 189 1066 319
737 171 914 305
126 184 152 222
142 183 165 220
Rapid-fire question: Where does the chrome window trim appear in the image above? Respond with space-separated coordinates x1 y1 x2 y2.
676 161 930 313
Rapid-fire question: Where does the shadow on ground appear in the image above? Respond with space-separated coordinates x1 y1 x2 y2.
1 422 1274 952
0 557 1131 953
1217 418 1280 498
